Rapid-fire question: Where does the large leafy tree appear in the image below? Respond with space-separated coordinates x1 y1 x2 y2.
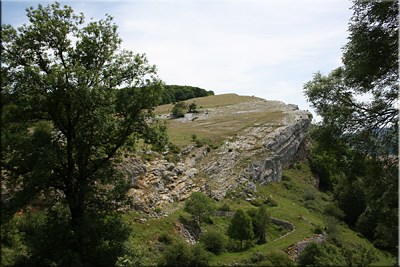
304 0 398 250
184 192 216 229
227 208 254 249
1 2 167 265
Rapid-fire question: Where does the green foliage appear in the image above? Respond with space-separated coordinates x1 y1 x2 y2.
304 199 323 213
333 178 366 226
168 142 181 154
325 216 343 247
323 202 345 220
298 241 346 267
227 208 254 249
172 101 187 118
302 188 317 201
263 198 278 207
195 139 204 147
313 224 324 235
191 134 197 141
342 242 379 267
184 192 215 229
160 85 214 105
303 0 398 251
218 202 231 212
250 198 263 207
1 216 28 266
1 2 168 265
12 205 132 266
282 181 294 190
189 102 198 113
158 233 173 245
115 241 148 267
157 241 212 267
200 230 228 255
255 205 270 244
265 251 294 266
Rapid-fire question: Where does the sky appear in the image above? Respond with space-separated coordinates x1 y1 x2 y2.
3 0 354 122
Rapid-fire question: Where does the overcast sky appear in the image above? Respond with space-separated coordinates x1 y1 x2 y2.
3 0 354 121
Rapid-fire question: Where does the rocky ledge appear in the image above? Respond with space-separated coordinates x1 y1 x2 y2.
118 98 311 211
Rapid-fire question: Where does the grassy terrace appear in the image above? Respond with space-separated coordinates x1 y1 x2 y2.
155 94 285 147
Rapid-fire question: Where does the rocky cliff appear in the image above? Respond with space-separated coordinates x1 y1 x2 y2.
119 96 311 212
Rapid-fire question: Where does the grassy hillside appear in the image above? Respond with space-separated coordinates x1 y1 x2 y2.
121 161 393 266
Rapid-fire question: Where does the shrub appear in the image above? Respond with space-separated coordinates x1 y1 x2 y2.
249 251 266 263
304 199 323 213
303 188 317 201
323 202 345 220
282 181 294 190
195 139 204 147
168 143 181 154
201 215 214 224
191 134 197 141
172 102 187 118
157 241 206 267
250 198 263 206
325 216 343 247
282 175 292 181
313 223 324 234
199 230 228 255
266 251 295 266
298 242 346 266
158 233 173 245
218 203 231 212
264 198 278 207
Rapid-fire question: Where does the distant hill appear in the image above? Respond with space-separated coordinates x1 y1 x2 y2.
160 85 214 105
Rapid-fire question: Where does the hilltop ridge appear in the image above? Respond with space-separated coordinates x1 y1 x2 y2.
120 94 312 210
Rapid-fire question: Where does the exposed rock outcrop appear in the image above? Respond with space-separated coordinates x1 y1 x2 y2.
120 98 311 206
285 232 328 262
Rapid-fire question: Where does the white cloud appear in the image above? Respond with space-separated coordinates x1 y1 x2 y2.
3 0 353 118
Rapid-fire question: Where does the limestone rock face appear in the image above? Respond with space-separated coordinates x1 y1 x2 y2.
263 112 311 166
116 157 146 187
197 101 311 200
119 97 311 207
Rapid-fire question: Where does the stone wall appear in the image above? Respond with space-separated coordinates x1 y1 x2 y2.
270 217 295 231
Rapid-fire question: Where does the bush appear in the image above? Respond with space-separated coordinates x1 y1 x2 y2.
282 175 292 181
158 233 173 245
168 143 181 154
199 230 228 255
323 202 345 220
304 199 323 213
298 241 346 267
325 216 343 247
157 241 213 266
282 181 294 190
250 198 263 206
218 203 231 212
264 198 278 207
195 139 204 147
172 102 187 118
265 251 295 266
303 188 317 201
313 223 324 234
249 251 266 263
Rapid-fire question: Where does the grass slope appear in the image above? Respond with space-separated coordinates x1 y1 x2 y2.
123 161 393 266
